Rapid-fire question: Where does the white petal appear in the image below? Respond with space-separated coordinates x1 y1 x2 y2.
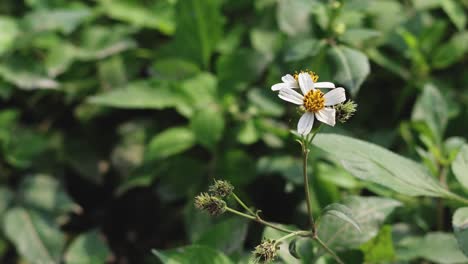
315 82 335 89
279 88 304 105
281 74 296 83
297 112 315 136
271 83 287 91
298 73 314 95
315 108 336 126
324 87 346 106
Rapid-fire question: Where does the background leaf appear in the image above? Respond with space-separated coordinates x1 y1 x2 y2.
64 230 111 264
153 245 233 264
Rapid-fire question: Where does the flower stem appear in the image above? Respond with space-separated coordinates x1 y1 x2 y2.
302 143 315 233
225 207 298 234
232 193 256 216
314 236 345 264
276 230 310 243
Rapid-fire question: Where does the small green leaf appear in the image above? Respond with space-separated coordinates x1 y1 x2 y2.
317 196 400 251
145 127 195 161
277 0 311 36
432 31 468 69
153 245 233 264
360 225 395 262
18 175 79 216
328 45 370 96
452 145 468 190
195 218 248 254
0 64 59 90
22 8 91 34
190 107 225 150
64 230 111 264
0 16 18 55
288 238 300 259
453 207 468 257
441 0 467 31
322 203 361 233
3 207 66 264
411 84 449 141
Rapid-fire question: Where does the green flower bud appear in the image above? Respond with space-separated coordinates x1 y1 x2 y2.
194 193 226 216
334 100 357 123
208 180 234 198
253 239 280 263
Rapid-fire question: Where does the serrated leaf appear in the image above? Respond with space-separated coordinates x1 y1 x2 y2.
328 45 370 96
452 145 468 190
172 0 224 68
322 203 361 233
313 134 451 197
411 84 449 141
145 127 195 161
195 218 248 255
317 196 400 252
18 175 79 216
441 0 467 31
190 107 225 151
453 207 468 257
98 0 175 34
64 230 111 264
153 245 233 264
3 207 66 264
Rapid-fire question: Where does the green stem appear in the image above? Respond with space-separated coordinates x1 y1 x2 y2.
232 193 256 216
276 231 310 243
315 236 345 264
302 143 315 233
225 207 297 234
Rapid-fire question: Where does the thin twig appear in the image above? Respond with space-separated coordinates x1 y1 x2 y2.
314 236 345 264
232 193 256 216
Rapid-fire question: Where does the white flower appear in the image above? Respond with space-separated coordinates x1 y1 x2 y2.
277 72 346 135
271 72 336 91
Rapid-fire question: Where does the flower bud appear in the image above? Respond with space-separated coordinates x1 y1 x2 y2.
208 180 234 198
253 239 280 263
194 193 226 216
334 100 357 123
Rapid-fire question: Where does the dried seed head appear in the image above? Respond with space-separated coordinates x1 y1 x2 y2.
208 180 234 198
335 100 357 123
194 193 226 216
253 239 280 263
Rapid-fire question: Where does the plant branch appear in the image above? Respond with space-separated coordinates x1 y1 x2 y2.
314 236 345 264
231 193 256 216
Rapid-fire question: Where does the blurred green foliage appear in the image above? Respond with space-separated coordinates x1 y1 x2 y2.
1 0 468 263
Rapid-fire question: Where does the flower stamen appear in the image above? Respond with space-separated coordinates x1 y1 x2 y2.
303 90 325 112
293 70 319 82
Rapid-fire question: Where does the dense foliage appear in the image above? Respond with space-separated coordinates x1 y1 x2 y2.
1 0 468 263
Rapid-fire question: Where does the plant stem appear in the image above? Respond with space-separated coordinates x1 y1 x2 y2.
302 142 315 233
276 230 310 243
225 207 298 234
315 236 345 264
232 193 256 216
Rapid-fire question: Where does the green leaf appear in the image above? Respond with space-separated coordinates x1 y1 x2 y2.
98 0 175 34
257 156 302 184
18 175 79 216
411 84 449 141
321 203 361 233
339 28 381 47
145 127 195 161
453 207 468 257
0 64 59 90
313 134 450 197
432 31 468 69
250 28 283 58
441 0 467 31
283 38 323 62
317 196 400 251
360 225 395 262
172 0 224 68
153 245 233 264
452 145 468 190
3 207 66 264
64 230 111 264
277 0 311 36
88 81 180 109
0 16 18 55
0 187 13 218
152 59 201 81
22 8 91 34
195 218 248 254
190 107 225 150
328 45 370 96
397 232 468 263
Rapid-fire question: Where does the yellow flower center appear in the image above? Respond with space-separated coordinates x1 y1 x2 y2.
293 70 319 82
303 90 325 112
